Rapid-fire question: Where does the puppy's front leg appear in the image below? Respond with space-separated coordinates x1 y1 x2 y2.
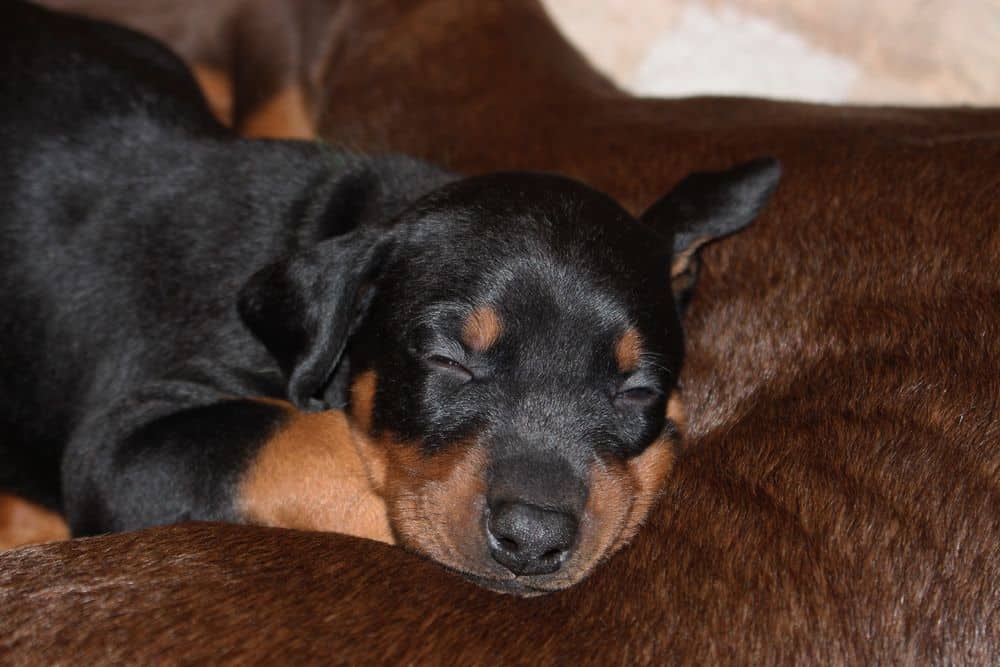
237 399 393 543
62 394 391 543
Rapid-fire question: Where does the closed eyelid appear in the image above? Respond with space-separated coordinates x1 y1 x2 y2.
427 338 468 360
618 370 664 392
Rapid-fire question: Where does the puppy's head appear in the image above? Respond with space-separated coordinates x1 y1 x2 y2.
240 157 780 595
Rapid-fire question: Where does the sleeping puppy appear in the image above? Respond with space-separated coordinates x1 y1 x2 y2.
0 1 780 594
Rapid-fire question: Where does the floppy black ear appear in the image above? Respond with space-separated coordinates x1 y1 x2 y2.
238 227 394 410
237 155 455 409
640 157 781 304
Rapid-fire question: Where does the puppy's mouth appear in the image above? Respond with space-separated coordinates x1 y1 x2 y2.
399 521 587 597
456 570 568 597
422 511 594 597
410 535 579 597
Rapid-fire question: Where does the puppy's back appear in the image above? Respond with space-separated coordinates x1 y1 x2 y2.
0 2 253 511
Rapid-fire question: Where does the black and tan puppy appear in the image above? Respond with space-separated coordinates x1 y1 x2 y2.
0 2 779 594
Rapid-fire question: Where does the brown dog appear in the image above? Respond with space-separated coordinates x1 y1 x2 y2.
6 0 1000 663
38 0 332 137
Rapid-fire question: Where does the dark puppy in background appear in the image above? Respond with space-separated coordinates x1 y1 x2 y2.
0 2 779 594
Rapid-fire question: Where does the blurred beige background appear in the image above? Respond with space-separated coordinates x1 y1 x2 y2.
542 0 1000 105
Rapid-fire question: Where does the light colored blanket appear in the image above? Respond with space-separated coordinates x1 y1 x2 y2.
543 0 999 105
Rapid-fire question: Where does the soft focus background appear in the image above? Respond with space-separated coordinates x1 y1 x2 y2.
542 0 1000 105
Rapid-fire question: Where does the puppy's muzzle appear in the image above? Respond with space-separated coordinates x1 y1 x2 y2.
485 454 585 576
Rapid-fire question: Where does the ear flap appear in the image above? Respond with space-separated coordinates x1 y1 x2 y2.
238 227 393 410
238 154 455 410
640 157 781 303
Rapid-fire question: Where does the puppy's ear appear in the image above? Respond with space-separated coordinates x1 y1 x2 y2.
640 157 781 305
238 226 394 410
238 155 453 410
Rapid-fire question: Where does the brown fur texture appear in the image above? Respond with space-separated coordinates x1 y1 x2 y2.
5 0 1000 663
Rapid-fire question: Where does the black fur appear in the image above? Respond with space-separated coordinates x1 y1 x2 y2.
0 1 780 539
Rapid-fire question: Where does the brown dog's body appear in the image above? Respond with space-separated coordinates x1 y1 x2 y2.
6 0 1000 663
39 0 333 137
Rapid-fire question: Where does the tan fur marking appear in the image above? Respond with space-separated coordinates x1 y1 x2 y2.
552 388 683 585
346 367 494 577
349 370 377 435
191 65 234 127
615 438 675 550
240 84 315 139
575 458 633 578
0 494 69 551
348 371 389 493
462 307 502 351
615 328 644 373
388 442 493 578
670 235 711 279
610 389 683 549
667 390 687 437
240 400 393 544
341 373 681 589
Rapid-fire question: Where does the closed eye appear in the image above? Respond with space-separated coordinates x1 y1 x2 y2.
614 386 662 407
426 354 474 382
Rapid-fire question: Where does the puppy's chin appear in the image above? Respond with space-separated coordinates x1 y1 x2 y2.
423 547 598 597
456 571 569 597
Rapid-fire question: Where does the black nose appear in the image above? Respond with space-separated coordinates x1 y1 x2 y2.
487 502 577 575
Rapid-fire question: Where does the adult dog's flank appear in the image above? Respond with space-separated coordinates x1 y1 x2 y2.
0 2 778 594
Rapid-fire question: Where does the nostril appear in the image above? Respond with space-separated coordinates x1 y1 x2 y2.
541 548 562 561
498 537 519 553
487 501 578 576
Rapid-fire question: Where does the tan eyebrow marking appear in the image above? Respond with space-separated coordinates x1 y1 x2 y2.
614 328 643 373
461 306 503 351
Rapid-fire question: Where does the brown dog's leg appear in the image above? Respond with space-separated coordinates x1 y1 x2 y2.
240 84 315 139
191 65 235 128
0 494 69 551
229 1 320 139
